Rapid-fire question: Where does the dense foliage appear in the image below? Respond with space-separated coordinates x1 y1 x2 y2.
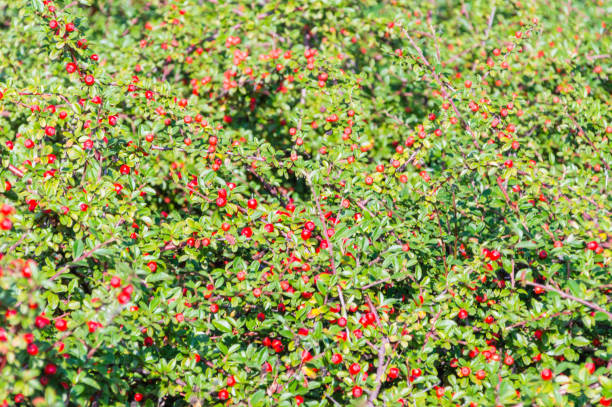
0 0 610 406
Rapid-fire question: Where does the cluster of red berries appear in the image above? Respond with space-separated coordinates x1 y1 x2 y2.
0 204 14 231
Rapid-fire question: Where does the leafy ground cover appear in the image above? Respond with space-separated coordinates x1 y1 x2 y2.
0 0 610 406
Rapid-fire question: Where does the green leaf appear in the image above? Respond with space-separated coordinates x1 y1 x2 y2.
73 239 84 259
572 336 590 347
30 0 43 12
212 319 232 333
515 240 537 249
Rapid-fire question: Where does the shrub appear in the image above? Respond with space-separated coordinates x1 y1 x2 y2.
0 0 610 406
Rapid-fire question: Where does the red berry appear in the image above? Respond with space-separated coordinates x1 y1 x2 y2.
585 362 595 374
35 316 49 329
349 362 361 375
541 368 553 380
0 218 12 231
44 363 57 375
586 241 599 251
489 250 501 261
241 227 253 238
27 343 38 356
55 318 68 331
147 261 157 272
66 62 77 73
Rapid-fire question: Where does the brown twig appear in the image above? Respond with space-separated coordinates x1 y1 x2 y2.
50 236 119 281
504 310 573 331
402 28 481 151
497 176 530 233
364 294 390 407
420 308 443 353
524 281 612 319
305 172 350 340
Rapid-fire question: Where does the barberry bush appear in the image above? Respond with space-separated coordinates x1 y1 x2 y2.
0 0 610 406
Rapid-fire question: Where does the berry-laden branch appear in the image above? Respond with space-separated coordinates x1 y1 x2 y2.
524 281 612 320
0 1 609 406
49 235 120 281
401 27 481 151
497 176 530 234
305 171 350 341
364 293 391 407
503 310 574 331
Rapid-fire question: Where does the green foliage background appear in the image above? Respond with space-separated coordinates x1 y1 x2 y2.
0 0 610 406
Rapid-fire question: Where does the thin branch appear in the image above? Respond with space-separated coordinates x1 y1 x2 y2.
504 310 573 331
7 232 28 253
585 53 610 61
497 176 530 234
364 294 390 407
524 281 612 319
360 275 413 291
420 308 442 353
481 7 496 50
8 164 24 178
50 236 119 281
305 172 350 340
402 28 481 151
